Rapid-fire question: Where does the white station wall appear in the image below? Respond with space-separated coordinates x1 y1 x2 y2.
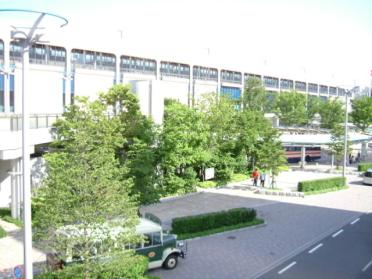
194 81 218 101
0 160 12 208
14 65 65 114
75 69 115 100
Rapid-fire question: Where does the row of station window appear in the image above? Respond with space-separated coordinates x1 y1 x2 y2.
0 40 343 95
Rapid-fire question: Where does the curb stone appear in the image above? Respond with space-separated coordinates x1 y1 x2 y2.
182 222 267 241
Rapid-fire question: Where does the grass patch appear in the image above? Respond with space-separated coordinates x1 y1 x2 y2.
196 180 218 188
197 173 250 189
278 165 290 171
304 186 348 196
0 225 7 238
0 208 23 227
230 173 250 183
176 218 264 240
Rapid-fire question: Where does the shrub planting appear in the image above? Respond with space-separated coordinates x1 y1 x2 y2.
35 254 149 279
172 208 257 235
358 163 372 172
298 177 346 193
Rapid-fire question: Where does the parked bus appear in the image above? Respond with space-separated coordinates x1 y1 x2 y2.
285 146 321 163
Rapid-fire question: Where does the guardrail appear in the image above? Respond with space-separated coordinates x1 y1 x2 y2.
0 114 61 131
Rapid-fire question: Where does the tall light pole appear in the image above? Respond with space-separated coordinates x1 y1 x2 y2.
342 90 349 178
1 9 68 278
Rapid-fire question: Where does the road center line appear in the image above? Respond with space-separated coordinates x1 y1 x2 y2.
308 243 323 254
332 229 344 238
278 261 297 275
351 218 360 225
362 259 372 272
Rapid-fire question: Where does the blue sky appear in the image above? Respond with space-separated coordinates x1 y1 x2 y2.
1 0 372 87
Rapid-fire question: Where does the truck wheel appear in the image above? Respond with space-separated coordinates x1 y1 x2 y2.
163 254 178 269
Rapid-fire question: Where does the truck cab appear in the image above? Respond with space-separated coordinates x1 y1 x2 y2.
47 217 187 270
135 218 186 269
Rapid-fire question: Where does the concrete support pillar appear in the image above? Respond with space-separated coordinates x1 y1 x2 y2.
18 158 22 219
361 142 368 161
64 47 72 108
3 38 10 113
217 68 221 95
156 59 161 80
10 160 17 218
10 158 22 219
301 146 306 169
189 65 193 107
115 53 120 85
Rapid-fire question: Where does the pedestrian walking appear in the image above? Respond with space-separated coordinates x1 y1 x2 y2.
252 168 260 187
260 171 266 187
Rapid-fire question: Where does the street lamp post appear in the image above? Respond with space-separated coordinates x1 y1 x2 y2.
1 9 68 278
342 90 349 178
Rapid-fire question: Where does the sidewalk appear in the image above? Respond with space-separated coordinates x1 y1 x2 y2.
0 219 46 279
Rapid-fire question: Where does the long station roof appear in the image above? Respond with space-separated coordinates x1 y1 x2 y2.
280 133 372 146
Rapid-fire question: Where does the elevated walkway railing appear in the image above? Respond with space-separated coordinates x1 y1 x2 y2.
0 114 61 131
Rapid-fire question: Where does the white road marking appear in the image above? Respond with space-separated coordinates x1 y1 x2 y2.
308 243 323 254
351 218 360 225
362 259 372 272
278 261 297 275
332 229 344 238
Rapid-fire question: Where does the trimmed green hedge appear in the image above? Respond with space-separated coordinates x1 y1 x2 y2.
35 254 149 279
172 208 256 234
298 177 346 193
358 163 372 172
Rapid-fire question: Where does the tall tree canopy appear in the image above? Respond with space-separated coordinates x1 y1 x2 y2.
275 91 307 126
33 97 139 267
318 98 344 129
242 77 267 112
159 100 211 194
350 96 372 132
100 84 160 204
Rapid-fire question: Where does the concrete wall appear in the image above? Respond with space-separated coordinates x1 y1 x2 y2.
193 81 218 101
74 69 115 100
13 65 65 114
0 160 12 208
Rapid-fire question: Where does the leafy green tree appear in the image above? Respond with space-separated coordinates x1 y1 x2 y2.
328 124 350 168
306 96 323 124
265 91 278 113
197 93 241 179
237 110 286 173
242 77 267 112
319 98 344 129
350 96 372 132
275 91 307 126
159 101 211 194
255 125 287 178
100 85 160 204
33 97 140 274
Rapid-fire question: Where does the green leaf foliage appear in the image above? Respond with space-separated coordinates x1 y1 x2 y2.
350 96 372 132
242 77 267 112
33 96 140 265
275 91 307 126
328 124 351 168
358 163 372 172
100 85 160 205
237 110 286 174
172 208 257 234
159 101 211 195
298 177 346 192
35 253 149 279
319 98 344 129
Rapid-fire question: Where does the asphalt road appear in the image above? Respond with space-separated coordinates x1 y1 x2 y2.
259 213 372 279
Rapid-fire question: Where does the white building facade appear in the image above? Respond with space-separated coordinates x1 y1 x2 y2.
0 28 354 214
